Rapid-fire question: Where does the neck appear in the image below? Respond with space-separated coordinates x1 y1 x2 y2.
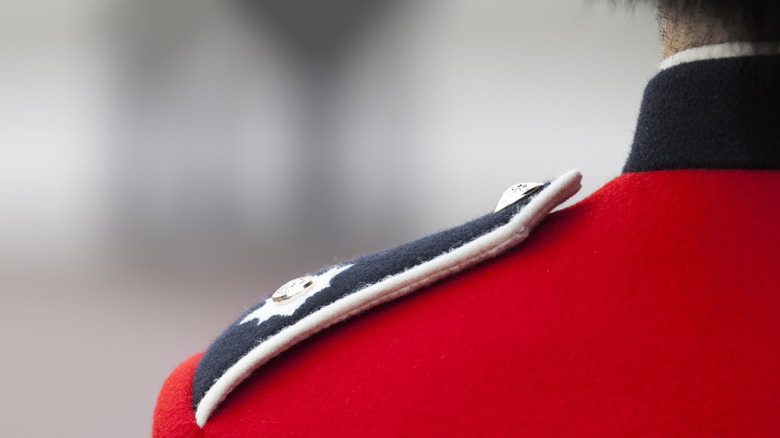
661 15 752 58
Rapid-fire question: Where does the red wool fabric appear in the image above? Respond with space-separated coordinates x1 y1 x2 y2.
154 353 203 438
154 170 780 437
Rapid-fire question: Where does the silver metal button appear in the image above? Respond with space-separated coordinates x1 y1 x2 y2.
494 182 543 212
272 276 316 305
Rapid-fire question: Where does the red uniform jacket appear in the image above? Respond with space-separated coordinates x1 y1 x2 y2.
154 49 780 437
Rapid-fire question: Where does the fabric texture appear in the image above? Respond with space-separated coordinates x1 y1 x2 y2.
624 54 780 172
197 170 780 437
153 49 780 437
193 171 581 426
153 353 203 438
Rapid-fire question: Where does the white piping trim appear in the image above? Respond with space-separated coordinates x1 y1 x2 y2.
660 42 780 70
194 169 582 427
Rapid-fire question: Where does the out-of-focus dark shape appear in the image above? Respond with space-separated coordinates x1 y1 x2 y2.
229 0 404 245
232 0 397 66
110 0 414 262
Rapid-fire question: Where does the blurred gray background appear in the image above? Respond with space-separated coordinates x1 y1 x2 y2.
0 0 658 435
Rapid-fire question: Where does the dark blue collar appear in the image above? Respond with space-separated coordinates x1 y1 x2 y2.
623 54 780 173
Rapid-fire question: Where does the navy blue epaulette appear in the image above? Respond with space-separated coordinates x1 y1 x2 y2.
192 169 582 426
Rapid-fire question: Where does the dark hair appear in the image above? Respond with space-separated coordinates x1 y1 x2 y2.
655 0 780 40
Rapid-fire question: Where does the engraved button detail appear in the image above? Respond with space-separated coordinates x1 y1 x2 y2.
494 182 544 212
272 276 316 305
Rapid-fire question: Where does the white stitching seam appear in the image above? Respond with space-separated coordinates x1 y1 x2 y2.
194 169 582 427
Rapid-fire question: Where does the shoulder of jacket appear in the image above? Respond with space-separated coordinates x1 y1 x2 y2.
191 169 582 427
